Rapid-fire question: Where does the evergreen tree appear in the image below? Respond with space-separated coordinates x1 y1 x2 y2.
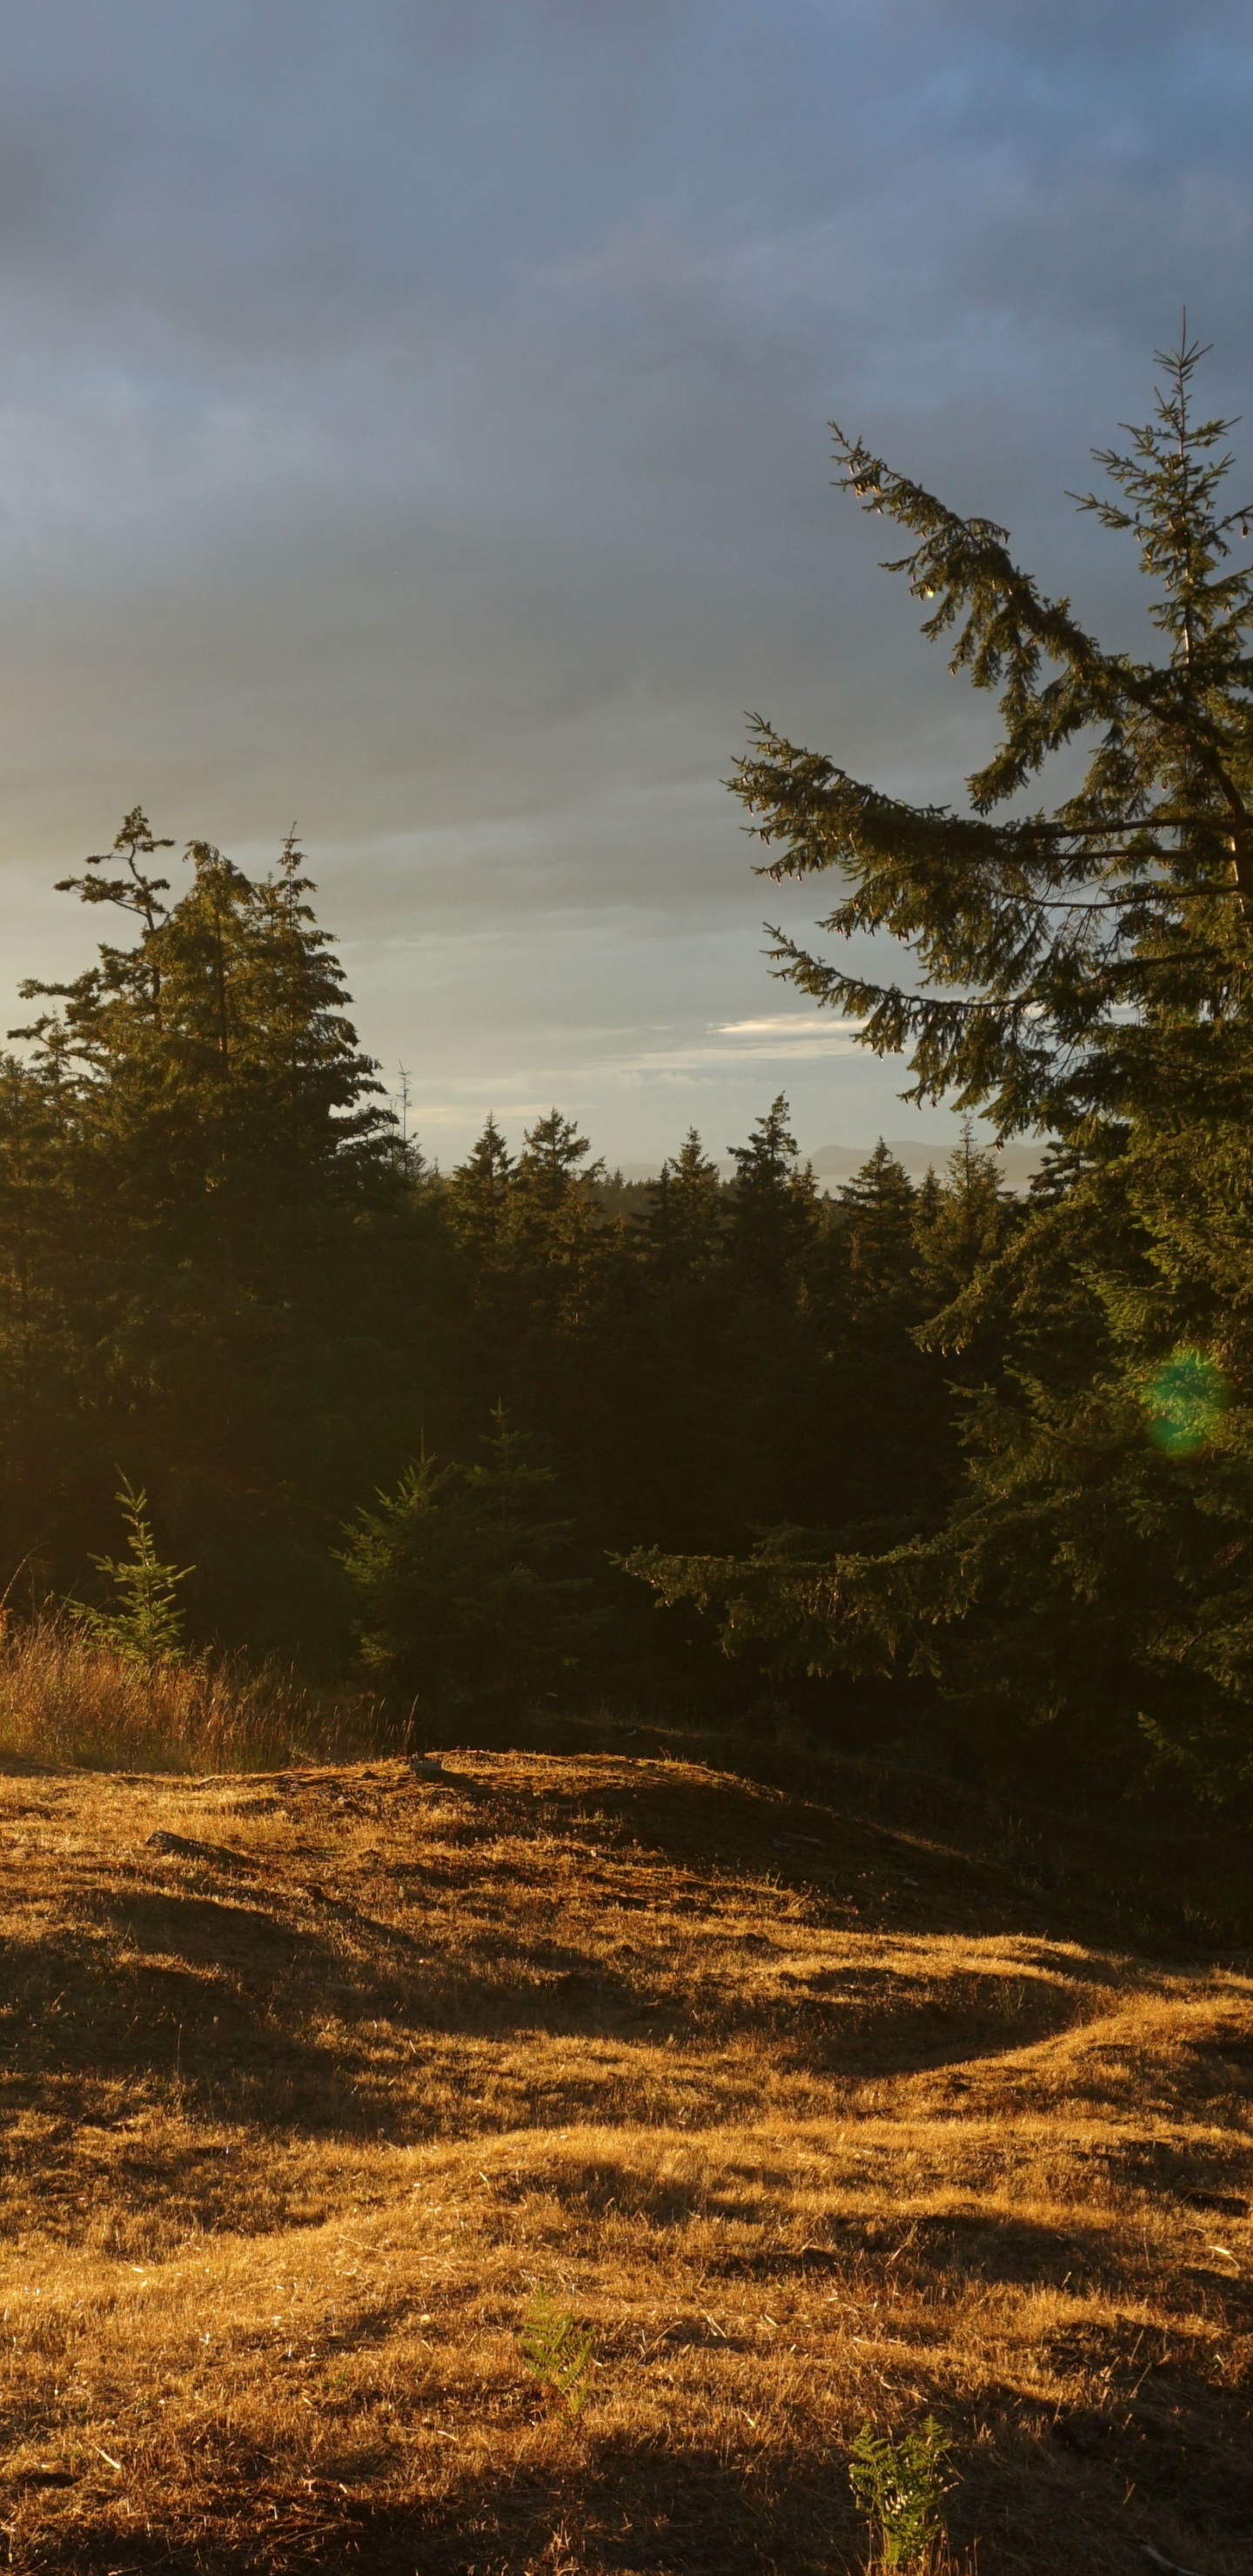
3 817 420 1654
631 340 1253 1806
836 1139 918 1328
727 1094 819 1286
514 1109 603 1214
915 1128 1013 1306
448 1115 514 1265
801 1140 956 1531
341 1410 600 1712
640 1128 725 1277
18 822 394 1273
71 1477 192 1667
741 334 1253 1144
506 1108 608 1329
0 1051 76 1370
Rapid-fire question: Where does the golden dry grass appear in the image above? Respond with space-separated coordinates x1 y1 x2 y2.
0 1748 1249 2573
0 1618 379 1774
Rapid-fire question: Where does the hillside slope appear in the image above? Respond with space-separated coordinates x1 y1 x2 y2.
1 1751 1250 2573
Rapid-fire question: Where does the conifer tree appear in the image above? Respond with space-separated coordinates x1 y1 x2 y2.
506 1108 607 1325
742 334 1253 1142
4 818 407 1649
0 1053 76 1365
71 1477 192 1667
914 1124 1017 1327
808 1140 958 1531
341 1409 600 1711
513 1109 604 1214
18 822 393 1268
631 339 1253 1806
727 1095 819 1286
448 1115 514 1264
835 1140 918 1328
641 1128 725 1276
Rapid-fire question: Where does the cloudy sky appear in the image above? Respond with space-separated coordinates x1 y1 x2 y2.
1 1 1250 1168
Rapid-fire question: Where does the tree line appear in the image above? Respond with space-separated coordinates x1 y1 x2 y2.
0 825 1008 1734
2 333 1250 1815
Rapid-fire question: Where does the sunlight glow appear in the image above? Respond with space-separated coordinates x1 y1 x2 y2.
1143 1349 1227 1458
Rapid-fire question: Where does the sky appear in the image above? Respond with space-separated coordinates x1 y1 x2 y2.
1 0 1251 1171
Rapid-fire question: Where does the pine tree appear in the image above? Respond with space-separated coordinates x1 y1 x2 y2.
914 1124 1017 1329
641 1128 725 1276
514 1109 603 1214
0 1051 77 1369
505 1108 608 1328
632 340 1253 1806
727 1095 819 1286
804 1140 955 1529
71 1477 192 1667
341 1409 600 1711
742 333 1253 1144
19 822 394 1273
4 817 412 1651
448 1115 514 1265
836 1139 918 1328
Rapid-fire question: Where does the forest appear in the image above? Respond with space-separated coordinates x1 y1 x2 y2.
3 337 1252 1821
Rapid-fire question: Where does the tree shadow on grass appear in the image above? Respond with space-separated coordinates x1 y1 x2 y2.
3 1874 1113 2143
25 2374 1253 2575
0 1850 1162 2218
14 2432 864 2575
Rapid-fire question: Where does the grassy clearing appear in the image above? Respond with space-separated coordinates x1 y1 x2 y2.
0 1748 1249 2572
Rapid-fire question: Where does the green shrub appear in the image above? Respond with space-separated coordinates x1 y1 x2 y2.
849 2416 953 2571
519 2289 595 2418
70 1478 191 1667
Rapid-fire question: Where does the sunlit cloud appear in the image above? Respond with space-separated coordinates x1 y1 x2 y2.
714 1015 865 1047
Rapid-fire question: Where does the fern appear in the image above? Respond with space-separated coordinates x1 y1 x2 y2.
519 2289 594 2418
849 2416 953 2571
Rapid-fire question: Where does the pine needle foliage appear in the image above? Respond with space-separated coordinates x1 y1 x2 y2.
742 332 1253 1141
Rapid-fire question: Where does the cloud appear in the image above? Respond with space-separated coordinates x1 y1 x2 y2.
0 2 1249 1162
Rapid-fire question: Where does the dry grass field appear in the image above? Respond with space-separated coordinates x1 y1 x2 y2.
0 1745 1249 2573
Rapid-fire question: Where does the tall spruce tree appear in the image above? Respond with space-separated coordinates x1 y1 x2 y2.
448 1116 514 1267
507 1109 608 1329
630 339 1253 1807
18 822 394 1271
5 818 413 1650
835 1140 918 1329
742 335 1253 1139
641 1129 725 1277
727 1095 819 1286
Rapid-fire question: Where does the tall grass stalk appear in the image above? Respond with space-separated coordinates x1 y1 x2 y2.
0 1614 385 1773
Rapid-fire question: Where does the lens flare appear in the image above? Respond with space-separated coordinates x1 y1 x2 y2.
1143 1348 1226 1457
